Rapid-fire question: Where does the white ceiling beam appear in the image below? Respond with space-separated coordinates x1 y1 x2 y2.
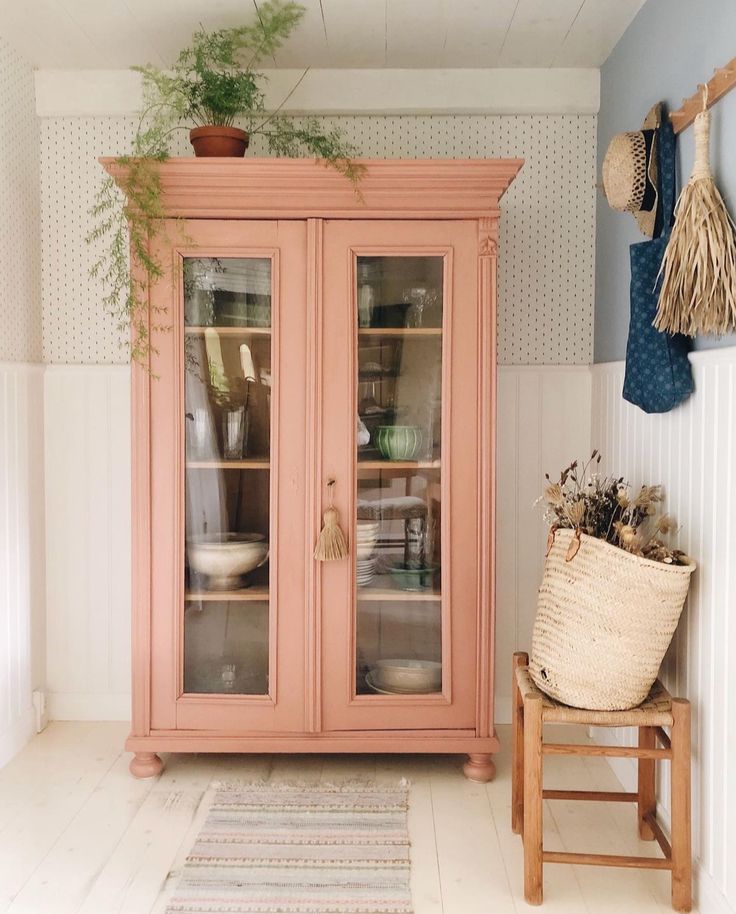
34 67 600 118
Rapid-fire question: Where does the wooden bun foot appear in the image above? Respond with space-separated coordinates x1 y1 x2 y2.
129 751 164 779
463 753 496 782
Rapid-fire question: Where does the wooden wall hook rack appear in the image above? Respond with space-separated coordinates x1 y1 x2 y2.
670 56 736 134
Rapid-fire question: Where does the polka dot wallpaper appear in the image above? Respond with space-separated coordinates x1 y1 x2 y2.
0 37 41 362
40 114 596 365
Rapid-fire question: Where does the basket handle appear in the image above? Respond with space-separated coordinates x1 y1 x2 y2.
565 528 582 562
546 525 582 561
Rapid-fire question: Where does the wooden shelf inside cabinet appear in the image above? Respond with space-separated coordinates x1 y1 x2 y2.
357 588 441 602
358 328 442 337
185 586 269 602
187 459 270 469
357 460 441 471
185 326 271 336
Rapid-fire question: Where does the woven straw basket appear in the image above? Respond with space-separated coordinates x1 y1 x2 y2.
530 528 695 711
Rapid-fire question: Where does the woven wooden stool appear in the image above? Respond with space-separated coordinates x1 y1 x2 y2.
512 652 691 911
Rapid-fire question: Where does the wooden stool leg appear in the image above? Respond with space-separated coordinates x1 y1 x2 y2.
523 692 544 905
671 699 692 912
512 652 528 835
637 726 656 839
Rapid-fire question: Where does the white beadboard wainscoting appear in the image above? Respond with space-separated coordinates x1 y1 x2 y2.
44 365 131 721
495 365 592 721
591 348 736 914
41 363 591 726
0 363 45 767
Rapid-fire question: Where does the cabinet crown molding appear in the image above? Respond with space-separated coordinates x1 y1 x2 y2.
100 157 524 220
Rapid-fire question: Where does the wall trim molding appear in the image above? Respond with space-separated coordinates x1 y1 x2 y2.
593 344 736 375
499 364 591 373
34 68 600 118
0 361 44 373
44 363 130 373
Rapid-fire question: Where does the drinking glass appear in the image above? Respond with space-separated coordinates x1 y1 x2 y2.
222 406 249 460
403 286 439 329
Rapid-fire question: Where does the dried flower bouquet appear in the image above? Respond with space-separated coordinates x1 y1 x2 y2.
539 451 689 565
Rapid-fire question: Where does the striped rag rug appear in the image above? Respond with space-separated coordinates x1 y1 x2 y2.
165 783 413 914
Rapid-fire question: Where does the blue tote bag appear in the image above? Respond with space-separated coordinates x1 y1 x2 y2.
623 108 693 413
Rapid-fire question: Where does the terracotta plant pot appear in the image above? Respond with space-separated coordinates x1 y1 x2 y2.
189 126 249 158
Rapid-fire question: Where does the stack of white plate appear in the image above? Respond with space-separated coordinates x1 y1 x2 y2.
356 521 379 587
356 556 376 587
356 521 379 561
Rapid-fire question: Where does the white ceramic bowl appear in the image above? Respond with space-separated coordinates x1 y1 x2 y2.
188 533 268 591
357 522 379 535
372 659 442 692
356 543 377 560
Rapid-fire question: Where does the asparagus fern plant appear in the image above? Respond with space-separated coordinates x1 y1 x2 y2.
88 0 362 364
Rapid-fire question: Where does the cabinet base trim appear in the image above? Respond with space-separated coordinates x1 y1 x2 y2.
126 731 500 755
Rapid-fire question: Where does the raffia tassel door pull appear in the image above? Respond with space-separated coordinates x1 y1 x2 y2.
314 479 348 561
656 87 736 336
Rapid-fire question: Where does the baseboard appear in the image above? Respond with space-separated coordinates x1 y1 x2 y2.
0 706 36 769
48 691 131 722
696 865 736 914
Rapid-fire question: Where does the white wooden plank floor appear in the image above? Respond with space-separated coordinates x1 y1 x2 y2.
0 723 691 913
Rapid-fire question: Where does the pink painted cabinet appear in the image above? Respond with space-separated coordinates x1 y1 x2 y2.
104 158 522 780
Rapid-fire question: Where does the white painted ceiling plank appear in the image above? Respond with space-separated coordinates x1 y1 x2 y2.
553 0 646 67
320 0 387 68
123 0 260 67
262 0 329 68
0 0 645 69
439 0 518 68
0 0 104 68
59 0 164 69
386 0 446 68
499 0 584 67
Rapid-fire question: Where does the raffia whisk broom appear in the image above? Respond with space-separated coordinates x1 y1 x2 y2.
655 93 736 336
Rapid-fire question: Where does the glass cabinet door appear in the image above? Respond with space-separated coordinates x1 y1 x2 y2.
147 219 307 732
320 220 481 732
355 256 444 697
183 257 272 696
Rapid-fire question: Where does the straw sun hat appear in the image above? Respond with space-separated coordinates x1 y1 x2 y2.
602 103 662 238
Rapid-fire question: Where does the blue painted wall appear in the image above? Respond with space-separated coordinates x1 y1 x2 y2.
595 0 736 363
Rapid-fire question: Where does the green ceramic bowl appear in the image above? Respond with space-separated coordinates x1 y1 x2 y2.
375 425 423 461
389 562 439 592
